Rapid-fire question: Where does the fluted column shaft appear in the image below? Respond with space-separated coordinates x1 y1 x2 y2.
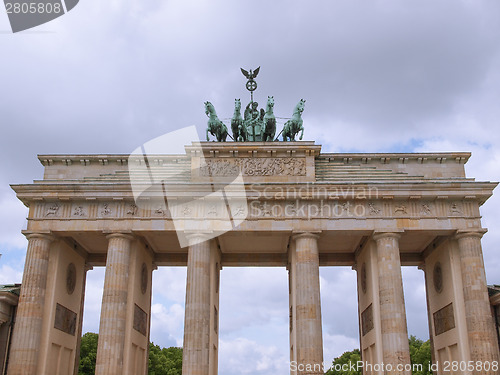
95 233 134 375
182 235 211 375
456 231 500 373
7 233 53 375
293 233 323 375
374 232 411 375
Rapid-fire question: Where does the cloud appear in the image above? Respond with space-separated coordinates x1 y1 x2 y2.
323 333 360 368
402 267 429 340
219 337 289 375
219 268 288 335
0 191 28 249
320 268 359 339
150 303 185 348
0 263 23 284
152 267 187 304
81 267 105 334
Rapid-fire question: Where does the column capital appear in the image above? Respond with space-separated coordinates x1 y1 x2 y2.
185 231 213 246
104 231 135 241
372 231 402 241
22 230 55 242
454 228 487 240
292 231 321 241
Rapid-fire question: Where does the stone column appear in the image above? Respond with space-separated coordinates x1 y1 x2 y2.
7 232 53 375
456 230 500 370
373 232 411 374
293 233 323 375
95 233 134 375
74 263 92 375
182 234 212 375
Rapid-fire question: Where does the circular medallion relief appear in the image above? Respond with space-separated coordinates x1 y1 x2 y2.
141 263 148 295
66 263 76 295
433 262 443 293
361 263 367 294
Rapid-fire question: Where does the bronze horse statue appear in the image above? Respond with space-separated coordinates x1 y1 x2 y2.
205 101 228 142
282 99 305 141
231 99 248 141
262 96 276 142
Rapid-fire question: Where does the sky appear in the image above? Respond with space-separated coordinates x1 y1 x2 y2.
1 1 500 374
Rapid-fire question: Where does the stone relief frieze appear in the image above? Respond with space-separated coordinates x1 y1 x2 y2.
154 206 166 216
45 203 60 216
231 204 247 218
394 204 408 214
207 204 218 216
73 205 86 217
420 203 433 216
100 203 112 216
450 202 462 215
200 157 306 177
33 198 476 221
126 203 138 216
368 203 381 215
182 205 193 217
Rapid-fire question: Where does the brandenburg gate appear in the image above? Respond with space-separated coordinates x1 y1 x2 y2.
6 137 500 375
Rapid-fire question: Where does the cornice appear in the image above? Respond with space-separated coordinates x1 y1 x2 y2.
36 151 471 167
318 152 471 164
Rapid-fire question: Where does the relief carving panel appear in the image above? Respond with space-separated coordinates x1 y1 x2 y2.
433 303 455 336
133 304 148 336
200 157 306 177
361 304 374 336
54 303 77 336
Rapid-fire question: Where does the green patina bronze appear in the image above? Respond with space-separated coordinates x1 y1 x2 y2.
262 96 276 142
205 68 305 142
205 101 228 142
231 99 247 142
281 99 305 141
244 101 265 141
